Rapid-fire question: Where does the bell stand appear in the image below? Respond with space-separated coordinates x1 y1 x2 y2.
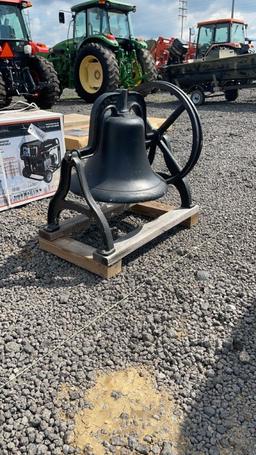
39 82 202 278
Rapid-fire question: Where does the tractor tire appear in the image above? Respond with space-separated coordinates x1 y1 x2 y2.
224 89 238 102
0 73 12 108
74 43 120 103
25 56 60 109
136 49 157 96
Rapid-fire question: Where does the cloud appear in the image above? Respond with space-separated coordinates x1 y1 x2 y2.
27 0 256 45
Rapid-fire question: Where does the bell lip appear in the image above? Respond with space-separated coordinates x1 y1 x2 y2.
90 180 168 204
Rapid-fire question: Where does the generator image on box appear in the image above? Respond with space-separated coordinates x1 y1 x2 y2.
20 138 61 183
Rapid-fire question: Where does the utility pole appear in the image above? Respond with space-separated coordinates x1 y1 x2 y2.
179 0 188 40
231 0 235 18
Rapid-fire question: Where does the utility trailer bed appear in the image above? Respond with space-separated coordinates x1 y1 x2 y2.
163 52 256 105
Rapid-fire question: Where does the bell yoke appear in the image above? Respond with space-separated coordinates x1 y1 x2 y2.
45 81 203 256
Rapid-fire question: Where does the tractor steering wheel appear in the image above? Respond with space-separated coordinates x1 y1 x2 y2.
143 80 203 185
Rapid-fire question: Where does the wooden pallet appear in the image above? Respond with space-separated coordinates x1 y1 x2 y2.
39 201 199 279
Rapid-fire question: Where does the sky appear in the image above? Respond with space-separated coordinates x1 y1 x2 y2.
27 0 256 46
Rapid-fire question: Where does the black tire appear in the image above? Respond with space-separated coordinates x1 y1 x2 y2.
25 56 60 109
44 170 53 183
136 48 158 96
190 88 205 106
0 72 12 108
74 43 120 103
224 89 238 102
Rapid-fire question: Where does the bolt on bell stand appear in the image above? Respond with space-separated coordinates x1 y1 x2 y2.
39 81 202 278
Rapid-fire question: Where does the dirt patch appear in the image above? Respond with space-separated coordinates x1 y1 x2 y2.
59 367 185 454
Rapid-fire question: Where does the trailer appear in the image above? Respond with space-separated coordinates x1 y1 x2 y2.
162 50 256 105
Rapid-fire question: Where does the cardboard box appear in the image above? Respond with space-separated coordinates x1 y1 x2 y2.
0 110 65 212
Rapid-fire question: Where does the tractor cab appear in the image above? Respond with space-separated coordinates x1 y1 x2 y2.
0 1 32 56
0 0 60 108
58 0 137 49
196 18 247 58
70 1 135 43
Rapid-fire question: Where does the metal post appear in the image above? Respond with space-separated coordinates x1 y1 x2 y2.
179 0 188 40
189 27 192 45
231 0 235 18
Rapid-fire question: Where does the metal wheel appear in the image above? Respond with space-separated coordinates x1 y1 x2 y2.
74 43 119 103
79 55 104 94
190 88 205 106
143 80 203 184
44 170 53 184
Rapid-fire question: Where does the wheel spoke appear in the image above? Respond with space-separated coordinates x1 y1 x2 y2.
142 80 203 182
158 139 181 176
148 143 156 164
146 130 155 142
155 103 185 139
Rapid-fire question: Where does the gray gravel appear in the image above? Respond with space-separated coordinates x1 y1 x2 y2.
1 88 256 454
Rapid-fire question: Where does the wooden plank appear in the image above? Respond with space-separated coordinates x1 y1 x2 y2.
64 114 90 128
39 214 90 241
38 203 199 278
182 211 199 228
148 117 168 130
64 114 90 149
129 200 174 218
94 205 199 266
39 236 122 279
64 132 89 150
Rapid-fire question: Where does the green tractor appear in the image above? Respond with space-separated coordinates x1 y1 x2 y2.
48 0 157 102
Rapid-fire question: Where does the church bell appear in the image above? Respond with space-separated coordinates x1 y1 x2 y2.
70 90 167 203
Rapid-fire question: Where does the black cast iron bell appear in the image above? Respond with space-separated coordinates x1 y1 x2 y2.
70 90 167 203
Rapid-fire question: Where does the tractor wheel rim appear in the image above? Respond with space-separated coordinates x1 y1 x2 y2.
79 55 103 94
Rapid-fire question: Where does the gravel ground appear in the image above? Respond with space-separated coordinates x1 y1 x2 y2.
0 88 256 455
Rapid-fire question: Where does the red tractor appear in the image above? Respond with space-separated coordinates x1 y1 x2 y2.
0 0 60 108
194 18 253 58
151 18 253 69
151 36 191 69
